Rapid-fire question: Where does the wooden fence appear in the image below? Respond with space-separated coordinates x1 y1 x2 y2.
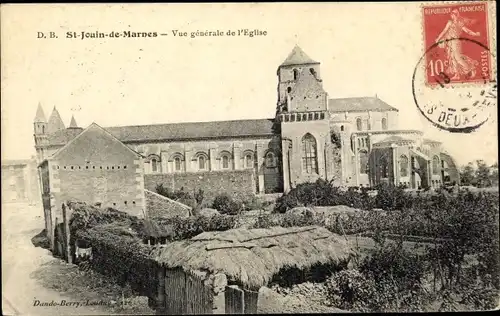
158 268 214 315
225 285 258 314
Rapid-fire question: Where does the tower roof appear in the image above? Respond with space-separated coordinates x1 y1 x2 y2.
69 115 78 128
280 45 320 67
34 103 47 123
47 107 66 134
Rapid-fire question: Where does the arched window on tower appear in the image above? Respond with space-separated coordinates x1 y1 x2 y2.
359 150 369 175
293 69 299 80
42 125 45 134
382 118 388 130
432 156 440 175
356 118 362 131
309 68 317 79
302 133 318 174
400 155 409 177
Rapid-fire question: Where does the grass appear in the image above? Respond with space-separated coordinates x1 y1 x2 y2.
31 258 155 315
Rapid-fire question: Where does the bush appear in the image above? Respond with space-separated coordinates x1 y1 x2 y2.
373 183 409 211
212 193 243 215
153 214 237 241
74 228 158 297
325 269 377 312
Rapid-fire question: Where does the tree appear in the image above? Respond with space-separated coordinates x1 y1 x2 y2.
475 160 491 188
489 162 499 187
459 163 475 186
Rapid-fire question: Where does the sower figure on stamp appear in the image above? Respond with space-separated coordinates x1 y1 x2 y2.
435 9 481 80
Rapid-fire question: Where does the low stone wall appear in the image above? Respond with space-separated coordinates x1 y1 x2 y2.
145 189 191 219
144 170 256 203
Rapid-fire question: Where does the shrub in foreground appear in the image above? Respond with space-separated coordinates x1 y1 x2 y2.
212 193 243 215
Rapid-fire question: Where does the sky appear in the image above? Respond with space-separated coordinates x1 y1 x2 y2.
1 3 497 166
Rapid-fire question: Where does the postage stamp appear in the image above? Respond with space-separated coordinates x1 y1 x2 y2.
422 2 492 87
413 1 496 133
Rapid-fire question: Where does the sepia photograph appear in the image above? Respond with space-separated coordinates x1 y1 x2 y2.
1 2 498 314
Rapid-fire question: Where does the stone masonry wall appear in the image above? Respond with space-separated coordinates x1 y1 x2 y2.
144 170 256 204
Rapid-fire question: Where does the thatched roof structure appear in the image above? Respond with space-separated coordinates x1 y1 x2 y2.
151 226 356 289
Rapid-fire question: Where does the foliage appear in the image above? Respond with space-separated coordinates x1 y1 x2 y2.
152 214 237 241
155 184 205 211
459 160 498 187
74 227 158 298
31 229 50 249
69 202 140 233
330 130 342 148
212 193 243 215
275 179 413 213
325 269 377 312
373 183 409 211
242 195 269 211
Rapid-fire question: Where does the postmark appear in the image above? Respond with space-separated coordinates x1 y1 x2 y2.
422 2 492 86
413 2 497 133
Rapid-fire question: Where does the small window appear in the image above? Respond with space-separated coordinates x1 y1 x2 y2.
245 154 253 169
320 113 325 120
341 125 344 131
382 118 388 130
291 114 295 122
124 165 127 169
78 166 81 169
100 166 103 169
106 166 109 170
314 113 319 120
132 201 136 205
265 152 276 168
71 166 74 170
222 155 230 169
293 69 299 80
400 155 409 177
356 118 362 131
111 166 114 170
309 68 317 78
285 115 290 122
113 203 116 206
297 115 302 122
303 114 307 121
151 159 158 172
174 157 182 171
86 166 89 169
63 166 66 169
287 87 292 93
124 201 127 205
198 155 207 170
93 166 95 169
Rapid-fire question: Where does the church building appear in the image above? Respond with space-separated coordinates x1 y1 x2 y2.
34 46 460 199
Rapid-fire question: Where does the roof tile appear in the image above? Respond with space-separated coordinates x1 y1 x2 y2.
328 97 398 113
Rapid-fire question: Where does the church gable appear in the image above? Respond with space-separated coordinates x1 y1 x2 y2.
52 123 141 165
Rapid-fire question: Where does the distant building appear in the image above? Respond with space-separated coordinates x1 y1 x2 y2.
1 158 40 204
34 46 461 202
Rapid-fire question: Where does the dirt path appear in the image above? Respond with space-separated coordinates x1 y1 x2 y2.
2 202 112 315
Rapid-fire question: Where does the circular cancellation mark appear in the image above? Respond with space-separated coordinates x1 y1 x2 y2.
412 37 497 133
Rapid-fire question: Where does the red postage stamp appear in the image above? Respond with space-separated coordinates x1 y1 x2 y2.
422 2 492 86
